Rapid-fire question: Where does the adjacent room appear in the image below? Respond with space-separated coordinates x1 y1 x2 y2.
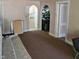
0 0 79 59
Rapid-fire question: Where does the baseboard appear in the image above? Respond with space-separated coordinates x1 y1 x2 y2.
49 32 57 38
49 32 65 38
29 29 37 31
65 39 73 46
23 28 40 32
22 29 29 32
38 28 41 30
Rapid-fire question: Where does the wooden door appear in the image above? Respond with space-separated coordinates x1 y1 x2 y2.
13 20 23 34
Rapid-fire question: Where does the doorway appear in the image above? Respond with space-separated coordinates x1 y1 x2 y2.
29 5 38 31
55 1 69 37
42 5 50 32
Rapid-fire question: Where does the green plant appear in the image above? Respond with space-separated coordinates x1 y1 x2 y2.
42 5 50 20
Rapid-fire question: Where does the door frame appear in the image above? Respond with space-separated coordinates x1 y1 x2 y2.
55 0 70 37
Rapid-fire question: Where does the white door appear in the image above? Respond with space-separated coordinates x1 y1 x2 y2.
56 2 68 37
59 3 68 37
29 5 38 31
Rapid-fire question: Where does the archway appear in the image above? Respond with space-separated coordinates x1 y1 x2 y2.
42 5 50 32
29 5 38 31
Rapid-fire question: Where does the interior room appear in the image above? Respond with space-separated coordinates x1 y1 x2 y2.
0 0 79 59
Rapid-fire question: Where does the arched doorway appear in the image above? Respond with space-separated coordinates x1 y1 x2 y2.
42 5 50 32
29 5 38 31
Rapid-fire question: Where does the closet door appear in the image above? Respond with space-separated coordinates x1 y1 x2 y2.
56 2 68 37
13 20 23 34
58 3 68 37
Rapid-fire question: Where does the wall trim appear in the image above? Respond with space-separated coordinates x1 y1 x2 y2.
65 38 73 46
49 32 63 38
49 32 57 38
55 0 70 38
23 28 40 32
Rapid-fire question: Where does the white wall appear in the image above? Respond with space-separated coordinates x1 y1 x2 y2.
3 0 40 33
68 0 79 35
2 0 56 35
0 1 3 28
0 25 2 59
0 1 2 59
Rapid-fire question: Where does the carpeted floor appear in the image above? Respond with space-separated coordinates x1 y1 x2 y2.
19 31 74 59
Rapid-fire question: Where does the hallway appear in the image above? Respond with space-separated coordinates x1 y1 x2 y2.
19 31 74 59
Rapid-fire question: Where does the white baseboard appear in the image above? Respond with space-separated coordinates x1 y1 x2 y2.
22 29 29 32
29 29 37 31
23 28 40 32
38 28 41 31
65 39 73 46
49 32 61 38
49 32 57 38
22 29 35 32
14 32 23 35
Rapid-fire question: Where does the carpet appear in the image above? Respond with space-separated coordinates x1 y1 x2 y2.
19 31 74 59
